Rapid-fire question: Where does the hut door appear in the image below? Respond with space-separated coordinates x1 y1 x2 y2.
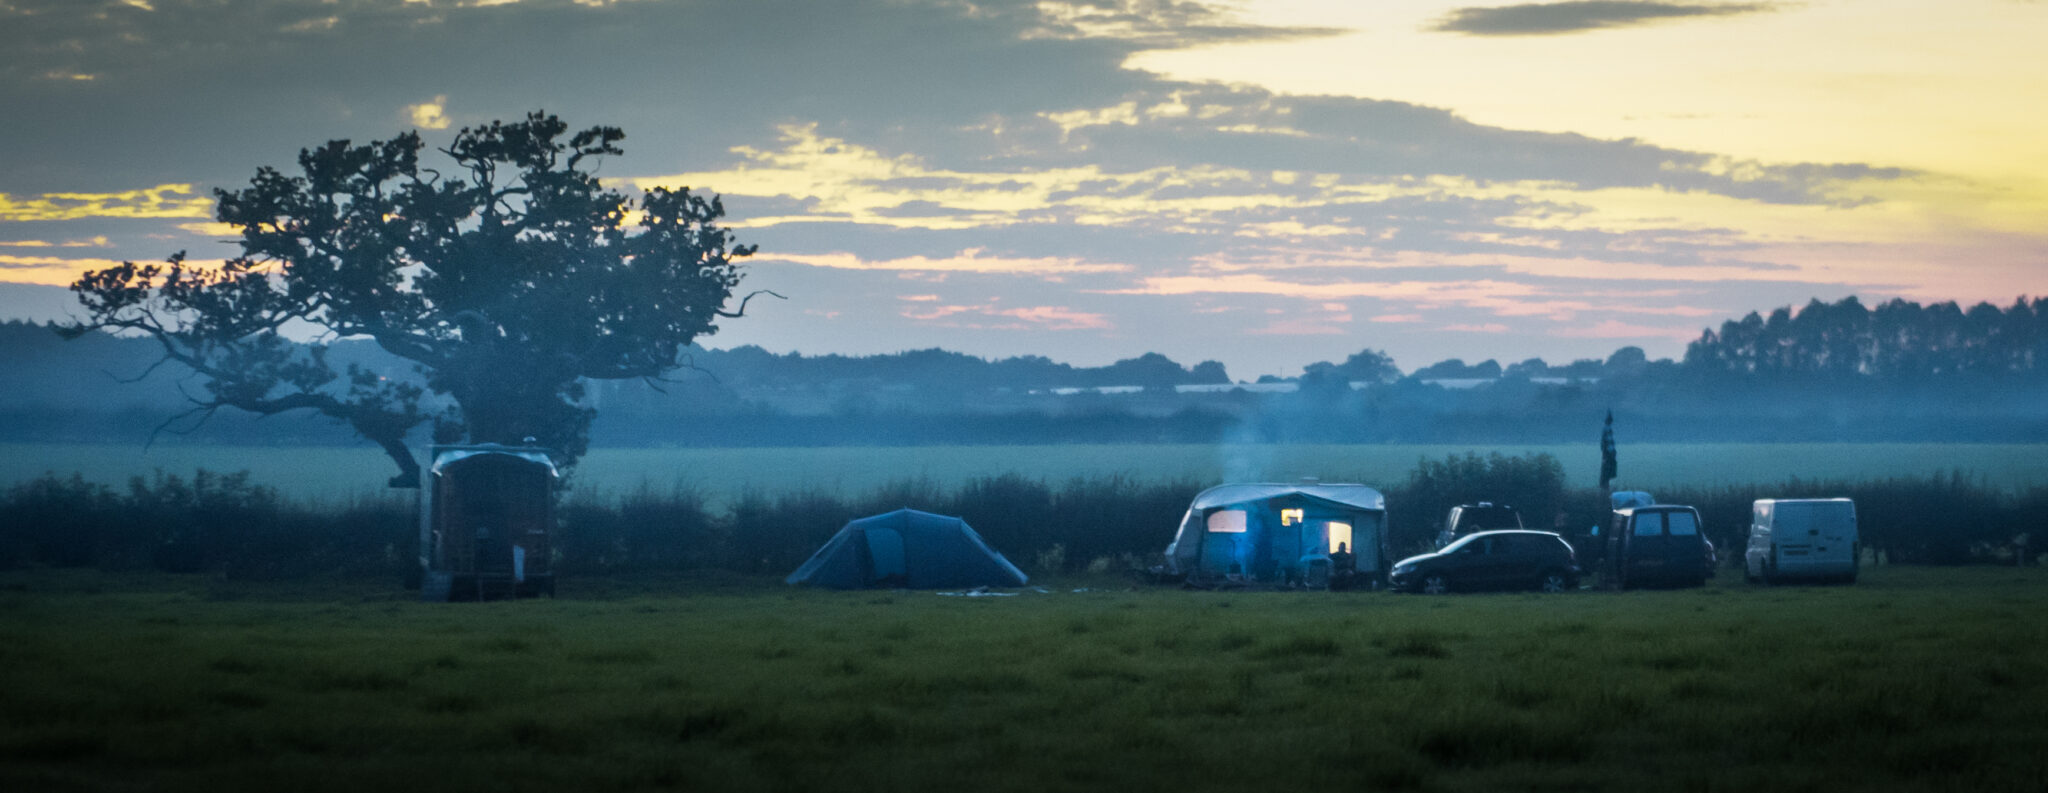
866 529 907 585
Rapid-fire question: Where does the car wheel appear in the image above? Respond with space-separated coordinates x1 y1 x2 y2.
1538 570 1570 593
1421 574 1450 595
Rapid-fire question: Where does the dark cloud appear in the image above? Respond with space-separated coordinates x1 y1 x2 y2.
0 0 1329 194
0 0 1937 376
1431 2 1776 36
1 0 1896 209
931 84 1910 207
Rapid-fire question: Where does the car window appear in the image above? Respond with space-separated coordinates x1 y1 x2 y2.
1632 513 1664 537
1668 511 1699 536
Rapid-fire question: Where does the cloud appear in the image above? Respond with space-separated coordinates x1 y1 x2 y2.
1431 2 1776 36
0 0 1312 195
1026 0 1345 48
0 254 127 286
901 301 1112 330
1441 322 1511 333
766 248 1128 276
0 185 213 222
0 0 2002 379
1246 317 1348 336
0 235 108 248
407 95 452 130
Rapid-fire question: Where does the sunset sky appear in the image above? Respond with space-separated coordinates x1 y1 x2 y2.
2 0 2043 379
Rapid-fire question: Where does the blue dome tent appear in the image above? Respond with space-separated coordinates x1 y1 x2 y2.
786 509 1029 589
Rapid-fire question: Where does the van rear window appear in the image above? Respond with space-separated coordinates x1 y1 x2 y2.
1633 514 1663 536
1668 512 1699 536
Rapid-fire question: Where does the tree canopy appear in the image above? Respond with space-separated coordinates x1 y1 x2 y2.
62 112 764 486
1684 295 2048 380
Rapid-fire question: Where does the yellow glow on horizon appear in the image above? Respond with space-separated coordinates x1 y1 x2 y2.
0 255 230 287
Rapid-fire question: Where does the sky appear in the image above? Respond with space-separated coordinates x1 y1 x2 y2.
1 0 2044 380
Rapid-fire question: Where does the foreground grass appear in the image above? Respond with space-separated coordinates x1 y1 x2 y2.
3 567 2045 792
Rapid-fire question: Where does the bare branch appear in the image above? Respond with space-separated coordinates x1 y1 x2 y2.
143 403 217 452
716 289 786 319
102 353 178 385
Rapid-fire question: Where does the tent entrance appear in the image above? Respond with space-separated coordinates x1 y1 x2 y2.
866 528 907 585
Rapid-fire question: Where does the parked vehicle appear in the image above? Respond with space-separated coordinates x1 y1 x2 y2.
1745 498 1858 584
1606 505 1713 589
1434 502 1524 548
1390 530 1580 594
1573 491 1654 570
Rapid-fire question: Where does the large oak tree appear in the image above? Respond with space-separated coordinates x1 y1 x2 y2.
63 112 767 486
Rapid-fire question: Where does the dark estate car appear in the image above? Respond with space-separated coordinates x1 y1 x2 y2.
1389 529 1581 594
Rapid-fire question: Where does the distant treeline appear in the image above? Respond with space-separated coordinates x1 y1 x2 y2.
6 294 2048 447
5 454 2040 582
1687 296 2048 380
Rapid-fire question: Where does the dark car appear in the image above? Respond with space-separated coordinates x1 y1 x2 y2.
1606 505 1713 589
1389 530 1581 594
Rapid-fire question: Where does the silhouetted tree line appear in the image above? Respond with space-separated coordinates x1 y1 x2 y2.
6 457 2040 581
11 294 2048 449
1684 296 2048 380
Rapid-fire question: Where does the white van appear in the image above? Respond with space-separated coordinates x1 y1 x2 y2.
1745 498 1858 584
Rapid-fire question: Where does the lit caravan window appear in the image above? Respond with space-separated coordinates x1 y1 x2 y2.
1633 513 1664 536
1326 522 1353 554
1207 509 1248 533
1668 511 1699 536
1281 508 1304 526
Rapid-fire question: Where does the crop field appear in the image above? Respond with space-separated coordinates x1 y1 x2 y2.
3 567 2045 792
6 442 2048 505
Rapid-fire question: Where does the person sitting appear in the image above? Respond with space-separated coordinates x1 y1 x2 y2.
1330 542 1355 572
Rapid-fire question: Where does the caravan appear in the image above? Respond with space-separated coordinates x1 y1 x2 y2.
1161 483 1388 588
1745 498 1858 584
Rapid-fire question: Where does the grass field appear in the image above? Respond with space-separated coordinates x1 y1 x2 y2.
6 442 2048 505
3 567 2045 792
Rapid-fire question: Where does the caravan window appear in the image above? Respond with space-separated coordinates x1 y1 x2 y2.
1207 509 1248 533
1667 512 1699 536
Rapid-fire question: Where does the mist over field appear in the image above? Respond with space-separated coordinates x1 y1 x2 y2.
6 442 2048 506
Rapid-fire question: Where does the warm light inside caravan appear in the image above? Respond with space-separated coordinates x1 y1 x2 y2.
1326 522 1352 553
1207 509 1247 533
1280 508 1304 526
